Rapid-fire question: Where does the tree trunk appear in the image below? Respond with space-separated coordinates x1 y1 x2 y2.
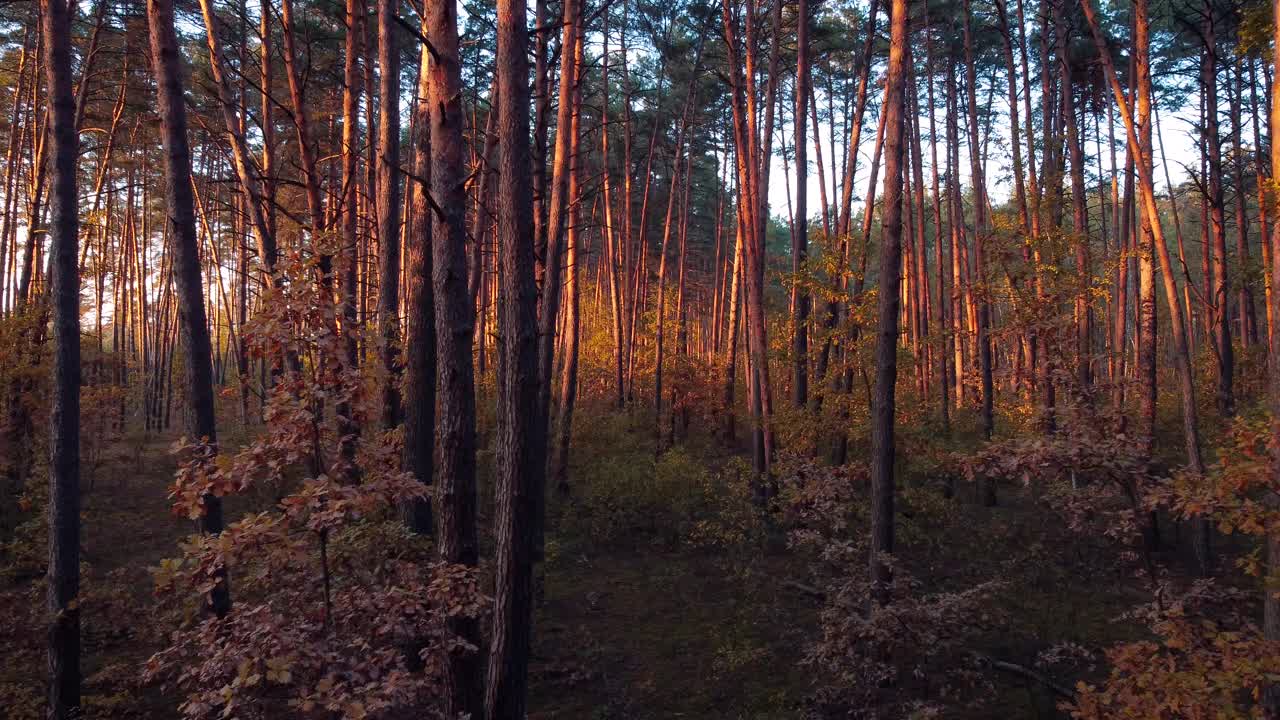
1059 7 1091 392
1082 0 1210 570
1265 0 1280 707
870 0 908 608
553 32 585 494
962 0 995 464
793 0 810 408
148 0 232 618
43 0 81 712
401 22 436 537
1203 12 1234 420
485 0 542 711
195 0 278 282
376 0 402 431
425 0 482 710
337 0 364 478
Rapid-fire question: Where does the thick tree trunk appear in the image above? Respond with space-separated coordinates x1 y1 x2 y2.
43 0 81 712
425 0 482 710
402 27 436 537
485 0 542 711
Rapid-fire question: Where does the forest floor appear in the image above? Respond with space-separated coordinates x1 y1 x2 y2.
1 401 1226 719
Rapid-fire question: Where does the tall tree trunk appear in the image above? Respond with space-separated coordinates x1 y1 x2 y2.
1265 0 1280 707
553 32 585 494
1059 7 1091 392
43 0 81 712
376 0 403 431
148 0 232 619
1082 0 1210 571
485 0 542 711
531 0 583 556
279 0 325 235
1231 63 1257 348
1203 11 1234 420
426 0 482 710
1250 60 1273 349
925 8 950 432
600 11 625 409
336 0 364 478
870 0 908 608
962 0 994 465
793 0 810 408
196 0 278 282
402 23 436 537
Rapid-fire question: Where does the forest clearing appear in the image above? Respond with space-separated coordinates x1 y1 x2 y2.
1 0 1279 715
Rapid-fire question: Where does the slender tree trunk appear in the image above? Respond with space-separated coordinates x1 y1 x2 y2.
1059 9 1091 392
553 33 585 494
1082 0 1210 571
1251 60 1273 349
793 0 810 408
1203 12 1234 420
196 0 278 282
147 0 231 617
336 0 364 477
963 0 994 464
376 0 402 431
1265 0 1280 707
1231 63 1257 348
870 0 908 607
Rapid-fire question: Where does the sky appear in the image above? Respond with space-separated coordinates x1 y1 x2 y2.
763 83 1210 227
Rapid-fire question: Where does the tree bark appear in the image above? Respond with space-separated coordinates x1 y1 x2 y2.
425 0 482 710
148 0 232 620
1266 0 1280 707
485 0 542 711
43 0 81 712
1082 0 1210 570
376 0 402 431
1203 10 1234 420
401 20 435 536
870 0 909 608
793 0 810 408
